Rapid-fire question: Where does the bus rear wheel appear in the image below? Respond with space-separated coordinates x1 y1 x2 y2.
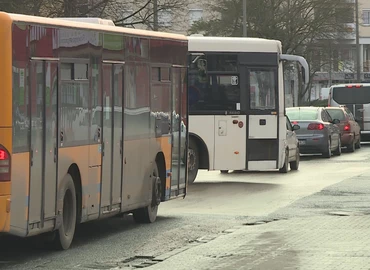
133 162 161 223
52 174 77 250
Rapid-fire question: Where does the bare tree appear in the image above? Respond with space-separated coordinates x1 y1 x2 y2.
1 0 191 32
109 0 192 31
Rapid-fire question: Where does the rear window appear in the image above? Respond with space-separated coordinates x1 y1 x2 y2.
332 86 370 105
326 109 346 121
286 109 319 120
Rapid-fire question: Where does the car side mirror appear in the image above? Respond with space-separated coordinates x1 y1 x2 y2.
292 124 300 131
332 119 340 125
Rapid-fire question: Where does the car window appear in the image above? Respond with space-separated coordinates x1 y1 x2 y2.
321 110 329 122
286 109 318 120
325 110 333 122
286 116 293 131
326 109 346 121
345 108 354 120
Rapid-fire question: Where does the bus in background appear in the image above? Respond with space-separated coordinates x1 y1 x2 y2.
0 12 188 250
187 36 309 183
328 83 370 141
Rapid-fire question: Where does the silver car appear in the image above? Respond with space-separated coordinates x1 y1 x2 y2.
280 116 300 173
285 107 341 158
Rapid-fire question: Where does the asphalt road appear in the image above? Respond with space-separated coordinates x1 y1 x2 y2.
1 144 370 270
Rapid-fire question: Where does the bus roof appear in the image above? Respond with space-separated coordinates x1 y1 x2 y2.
188 36 282 53
330 83 370 89
1 12 187 41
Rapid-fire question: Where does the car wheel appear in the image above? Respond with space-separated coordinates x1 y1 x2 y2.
290 146 299 171
322 139 331 158
347 135 355 153
333 137 342 156
220 170 228 174
355 135 361 149
279 149 289 173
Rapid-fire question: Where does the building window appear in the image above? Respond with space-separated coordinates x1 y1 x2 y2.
363 10 370 25
158 9 172 27
189 9 203 26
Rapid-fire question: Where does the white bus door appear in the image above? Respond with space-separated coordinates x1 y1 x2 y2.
245 67 279 171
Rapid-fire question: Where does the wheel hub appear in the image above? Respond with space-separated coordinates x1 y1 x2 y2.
152 175 161 206
188 149 196 170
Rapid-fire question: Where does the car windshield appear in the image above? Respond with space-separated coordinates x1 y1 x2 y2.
326 109 346 121
286 108 319 120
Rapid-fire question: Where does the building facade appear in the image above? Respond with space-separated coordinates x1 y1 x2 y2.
310 0 370 101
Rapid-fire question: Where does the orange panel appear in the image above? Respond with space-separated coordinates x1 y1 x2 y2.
0 195 10 232
0 182 11 196
0 12 12 127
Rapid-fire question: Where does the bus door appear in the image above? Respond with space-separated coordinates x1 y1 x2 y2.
100 61 124 215
213 74 247 171
171 65 187 197
244 67 279 170
28 59 59 230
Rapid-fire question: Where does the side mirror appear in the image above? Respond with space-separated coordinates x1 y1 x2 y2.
332 119 340 125
292 125 300 131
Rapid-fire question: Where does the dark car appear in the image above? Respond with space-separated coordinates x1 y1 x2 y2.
286 107 341 158
325 106 361 152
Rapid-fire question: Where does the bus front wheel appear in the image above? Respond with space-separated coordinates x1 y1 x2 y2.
188 139 199 184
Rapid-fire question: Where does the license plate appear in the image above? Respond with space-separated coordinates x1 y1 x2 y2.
298 140 306 145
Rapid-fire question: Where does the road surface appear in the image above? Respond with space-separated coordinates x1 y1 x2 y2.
1 145 370 269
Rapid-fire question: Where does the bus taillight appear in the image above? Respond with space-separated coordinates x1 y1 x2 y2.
346 84 363 88
0 146 10 182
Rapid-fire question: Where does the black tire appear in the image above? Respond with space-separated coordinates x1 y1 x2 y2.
290 147 300 170
188 139 199 184
347 136 355 153
322 139 331 158
133 162 161 224
220 170 228 174
355 135 361 149
333 137 342 156
279 149 289 173
52 174 77 250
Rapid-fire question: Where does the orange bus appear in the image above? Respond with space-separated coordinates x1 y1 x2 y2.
0 12 188 250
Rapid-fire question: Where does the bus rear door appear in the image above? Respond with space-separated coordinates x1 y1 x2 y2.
244 67 279 171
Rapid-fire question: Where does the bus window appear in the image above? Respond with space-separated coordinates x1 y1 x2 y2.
250 70 276 110
188 73 240 111
332 86 370 105
206 54 238 72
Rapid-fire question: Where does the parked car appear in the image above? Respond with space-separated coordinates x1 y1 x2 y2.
280 116 300 173
325 106 361 152
285 107 341 158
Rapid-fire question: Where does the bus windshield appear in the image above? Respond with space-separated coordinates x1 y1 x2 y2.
332 86 370 105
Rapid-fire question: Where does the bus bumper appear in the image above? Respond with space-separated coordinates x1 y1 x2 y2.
0 195 10 233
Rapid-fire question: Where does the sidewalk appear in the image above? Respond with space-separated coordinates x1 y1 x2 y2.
142 214 370 270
